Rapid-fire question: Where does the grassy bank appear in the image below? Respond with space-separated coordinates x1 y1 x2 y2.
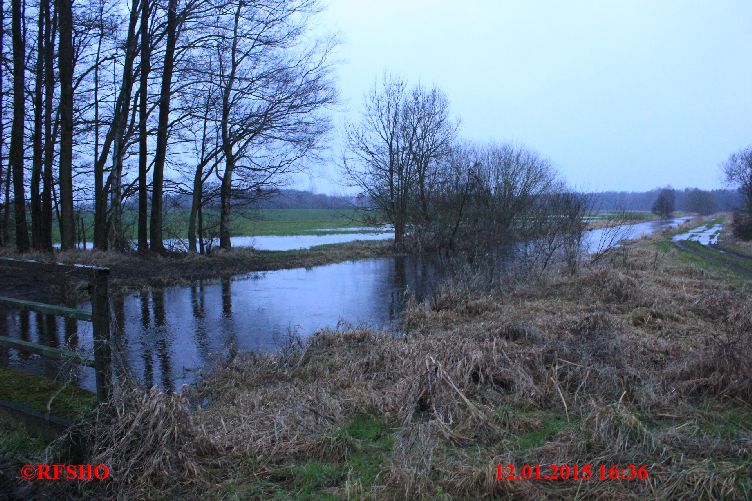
48 208 385 244
8 234 748 500
0 239 396 294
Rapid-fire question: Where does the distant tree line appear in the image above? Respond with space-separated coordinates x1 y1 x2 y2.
587 188 737 214
153 188 362 211
0 0 336 254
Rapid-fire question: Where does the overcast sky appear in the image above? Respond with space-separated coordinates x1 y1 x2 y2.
301 0 752 194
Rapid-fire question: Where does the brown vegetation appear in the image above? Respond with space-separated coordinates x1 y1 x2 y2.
17 237 747 500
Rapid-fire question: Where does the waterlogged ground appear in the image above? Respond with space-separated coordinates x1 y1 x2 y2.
672 223 723 245
55 228 394 251
583 216 692 253
206 230 393 251
2 217 691 392
0 256 433 392
668 217 752 279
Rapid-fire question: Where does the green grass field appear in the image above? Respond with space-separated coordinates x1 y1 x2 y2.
52 208 386 243
587 211 657 222
44 209 660 245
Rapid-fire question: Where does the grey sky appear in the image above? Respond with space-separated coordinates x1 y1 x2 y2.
302 0 752 194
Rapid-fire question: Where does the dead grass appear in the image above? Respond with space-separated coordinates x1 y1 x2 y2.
22 240 752 500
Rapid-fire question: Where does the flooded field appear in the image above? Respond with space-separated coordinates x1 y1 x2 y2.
1 217 690 391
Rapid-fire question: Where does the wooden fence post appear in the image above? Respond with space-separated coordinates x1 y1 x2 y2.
91 268 111 402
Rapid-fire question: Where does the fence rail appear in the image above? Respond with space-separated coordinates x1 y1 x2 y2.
0 258 111 402
0 296 93 321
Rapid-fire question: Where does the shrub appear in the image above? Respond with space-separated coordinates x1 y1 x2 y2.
731 211 752 240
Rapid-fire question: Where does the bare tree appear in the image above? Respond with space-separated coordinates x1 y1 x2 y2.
184 88 221 253
722 146 752 239
92 0 139 250
31 0 47 249
345 75 412 244
202 0 335 250
41 0 56 250
149 0 179 253
0 0 333 255
137 0 151 252
723 146 752 214
57 0 75 249
402 84 457 224
89 0 120 250
10 0 30 252
345 77 456 245
0 0 5 245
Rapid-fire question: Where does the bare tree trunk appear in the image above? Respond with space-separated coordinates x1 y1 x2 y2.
56 0 75 250
0 0 6 246
2 168 9 245
218 3 241 251
41 0 55 250
103 0 139 251
31 0 46 250
197 203 204 254
137 0 150 253
394 218 404 245
187 180 200 252
92 6 105 250
219 155 233 249
189 96 212 253
150 0 178 254
10 0 30 252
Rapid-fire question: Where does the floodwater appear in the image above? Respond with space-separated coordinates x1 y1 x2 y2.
55 229 393 252
0 256 432 392
226 231 392 251
672 224 723 246
1 217 689 392
582 216 692 253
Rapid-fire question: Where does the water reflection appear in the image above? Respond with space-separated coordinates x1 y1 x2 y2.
2 257 427 391
0 217 691 392
139 291 154 389
152 289 174 392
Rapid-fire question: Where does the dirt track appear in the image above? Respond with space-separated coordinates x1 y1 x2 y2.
673 240 752 278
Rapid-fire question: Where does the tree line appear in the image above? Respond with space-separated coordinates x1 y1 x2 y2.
0 0 336 254
588 188 737 215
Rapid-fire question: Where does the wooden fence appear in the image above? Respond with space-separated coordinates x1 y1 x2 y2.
0 258 111 402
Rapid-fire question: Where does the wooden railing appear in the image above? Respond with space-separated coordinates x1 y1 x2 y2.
0 258 111 402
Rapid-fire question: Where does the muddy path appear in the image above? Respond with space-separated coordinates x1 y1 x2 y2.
673 240 752 278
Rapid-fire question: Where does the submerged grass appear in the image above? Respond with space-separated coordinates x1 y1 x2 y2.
8 231 752 499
